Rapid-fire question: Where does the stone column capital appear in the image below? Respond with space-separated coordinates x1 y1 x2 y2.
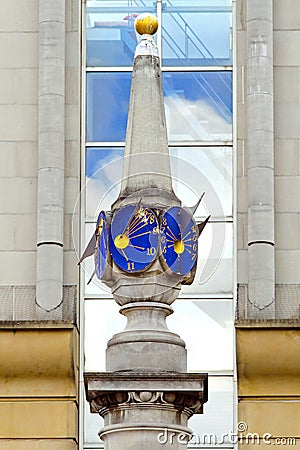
85 371 208 417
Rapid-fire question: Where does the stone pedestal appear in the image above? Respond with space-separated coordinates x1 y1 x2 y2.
84 276 208 449
85 372 208 450
106 302 186 372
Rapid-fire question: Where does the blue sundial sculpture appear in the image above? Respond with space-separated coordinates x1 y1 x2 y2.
81 13 209 450
81 200 209 281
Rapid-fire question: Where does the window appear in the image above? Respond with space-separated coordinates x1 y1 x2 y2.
82 1 234 449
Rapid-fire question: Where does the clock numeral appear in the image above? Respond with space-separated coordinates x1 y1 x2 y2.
149 214 155 224
127 261 135 271
161 235 166 244
193 243 197 251
162 218 167 226
147 247 157 256
163 247 167 254
192 234 197 241
152 226 159 235
191 225 196 232
192 253 197 260
161 226 165 233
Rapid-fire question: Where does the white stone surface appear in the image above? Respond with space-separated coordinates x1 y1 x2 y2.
237 31 247 66
275 176 300 212
0 69 16 104
15 142 38 177
237 250 248 284
0 142 16 177
16 0 38 32
66 32 79 67
275 213 300 250
0 178 37 214
237 213 248 250
237 103 247 139
274 31 300 66
66 69 79 105
0 216 15 250
274 0 300 30
237 140 247 178
274 139 300 176
64 177 79 215
0 33 38 68
64 214 74 251
65 105 80 141
63 251 78 284
237 177 247 213
274 67 300 104
275 250 300 283
66 0 79 32
0 0 80 293
248 243 275 315
275 104 300 138
15 214 37 251
36 244 63 310
15 68 38 105
0 105 38 141
0 252 36 284
237 66 246 104
65 141 80 178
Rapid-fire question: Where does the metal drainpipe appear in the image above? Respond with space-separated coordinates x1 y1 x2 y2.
247 0 275 318
36 0 65 314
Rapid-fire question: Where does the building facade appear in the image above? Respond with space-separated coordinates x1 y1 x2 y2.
0 0 299 449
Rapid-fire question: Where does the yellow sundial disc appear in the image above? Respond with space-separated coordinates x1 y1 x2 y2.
134 13 159 36
114 234 129 249
174 240 185 255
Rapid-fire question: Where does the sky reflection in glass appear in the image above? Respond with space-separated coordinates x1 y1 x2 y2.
86 1 232 67
86 72 232 142
162 1 232 66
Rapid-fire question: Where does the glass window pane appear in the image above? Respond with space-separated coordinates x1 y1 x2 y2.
167 299 234 371
86 73 131 142
86 1 155 67
84 397 104 447
84 294 233 373
162 0 232 66
170 147 232 218
181 222 233 297
84 147 123 296
84 299 125 371
86 72 232 142
84 300 126 446
163 72 232 142
85 147 124 218
85 146 232 218
188 376 234 448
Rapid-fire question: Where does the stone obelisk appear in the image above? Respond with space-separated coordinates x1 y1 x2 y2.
84 14 208 450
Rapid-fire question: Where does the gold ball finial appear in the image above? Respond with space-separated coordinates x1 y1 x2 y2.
134 13 159 36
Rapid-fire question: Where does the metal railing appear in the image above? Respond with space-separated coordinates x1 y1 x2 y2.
236 284 300 321
0 285 77 323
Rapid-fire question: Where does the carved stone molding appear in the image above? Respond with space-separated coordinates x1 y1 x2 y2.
90 390 204 416
85 371 208 421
